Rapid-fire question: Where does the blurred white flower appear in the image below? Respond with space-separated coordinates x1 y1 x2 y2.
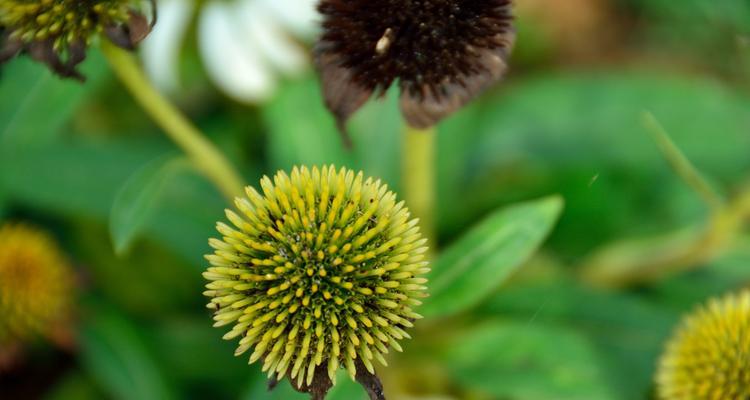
140 0 318 103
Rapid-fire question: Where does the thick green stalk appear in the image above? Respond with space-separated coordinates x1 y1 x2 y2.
100 41 245 201
402 124 436 248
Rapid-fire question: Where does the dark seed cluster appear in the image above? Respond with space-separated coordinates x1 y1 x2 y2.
0 0 153 80
316 0 515 132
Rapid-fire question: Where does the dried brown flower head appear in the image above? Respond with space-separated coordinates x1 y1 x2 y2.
316 0 515 137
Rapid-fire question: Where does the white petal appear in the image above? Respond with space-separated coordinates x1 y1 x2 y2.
236 0 309 76
198 1 276 103
257 0 320 38
140 0 194 92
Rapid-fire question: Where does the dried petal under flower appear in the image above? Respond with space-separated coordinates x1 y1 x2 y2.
0 0 154 79
203 166 429 398
316 0 515 135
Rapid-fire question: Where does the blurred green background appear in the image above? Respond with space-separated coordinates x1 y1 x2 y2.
1 0 749 399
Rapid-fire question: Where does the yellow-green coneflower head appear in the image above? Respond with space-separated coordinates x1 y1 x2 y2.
204 166 429 398
0 0 153 80
0 223 74 346
656 290 750 400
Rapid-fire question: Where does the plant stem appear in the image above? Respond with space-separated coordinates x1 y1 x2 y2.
643 112 724 210
100 41 245 201
582 114 750 287
402 124 436 249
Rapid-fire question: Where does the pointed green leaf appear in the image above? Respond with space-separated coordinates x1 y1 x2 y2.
482 282 678 399
422 196 564 318
439 322 614 400
0 52 108 145
327 373 368 400
262 75 400 185
241 378 307 400
79 313 175 400
109 155 190 255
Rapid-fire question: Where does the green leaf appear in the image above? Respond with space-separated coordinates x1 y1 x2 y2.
0 195 8 221
44 371 102 400
0 52 108 145
440 322 615 400
79 312 176 400
109 155 190 255
263 76 352 170
263 75 400 185
72 223 202 316
141 169 226 265
327 373 368 400
150 317 249 391
241 378 307 400
0 139 224 267
421 196 564 318
481 282 677 400
0 140 166 218
436 73 750 257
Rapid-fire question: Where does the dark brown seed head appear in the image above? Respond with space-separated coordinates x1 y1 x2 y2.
316 0 515 134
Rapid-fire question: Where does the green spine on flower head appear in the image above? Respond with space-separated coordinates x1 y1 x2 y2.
0 0 152 79
656 289 750 399
204 166 429 390
0 223 74 345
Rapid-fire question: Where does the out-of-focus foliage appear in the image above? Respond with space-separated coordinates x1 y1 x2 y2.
1 0 749 399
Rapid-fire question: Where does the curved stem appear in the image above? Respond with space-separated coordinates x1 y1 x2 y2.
402 124 436 249
100 41 245 201
643 112 724 210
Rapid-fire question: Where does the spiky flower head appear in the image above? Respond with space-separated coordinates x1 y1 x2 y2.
0 223 74 346
316 0 515 137
656 290 750 399
204 166 429 397
0 0 153 80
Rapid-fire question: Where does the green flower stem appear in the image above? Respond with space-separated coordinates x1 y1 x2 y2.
643 112 724 210
100 41 245 201
402 124 436 248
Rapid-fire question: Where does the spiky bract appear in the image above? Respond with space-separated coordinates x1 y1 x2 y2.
204 166 429 389
0 0 151 79
656 290 750 399
0 223 73 344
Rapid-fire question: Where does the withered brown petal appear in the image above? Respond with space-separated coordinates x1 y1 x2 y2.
315 42 374 148
126 10 152 45
354 359 386 400
65 39 87 71
282 359 386 400
28 39 84 81
105 24 136 50
400 32 516 129
0 35 23 63
287 363 334 400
